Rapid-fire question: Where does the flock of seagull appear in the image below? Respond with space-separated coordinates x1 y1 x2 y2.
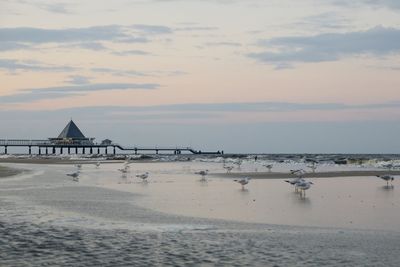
66 161 150 183
66 160 396 197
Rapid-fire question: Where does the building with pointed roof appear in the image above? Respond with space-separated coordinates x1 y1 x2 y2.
49 120 94 145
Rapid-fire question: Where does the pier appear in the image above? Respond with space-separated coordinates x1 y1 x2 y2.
0 120 222 155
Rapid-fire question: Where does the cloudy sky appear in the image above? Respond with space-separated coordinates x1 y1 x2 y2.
1 0 400 153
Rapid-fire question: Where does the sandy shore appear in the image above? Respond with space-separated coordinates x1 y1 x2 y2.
213 170 400 179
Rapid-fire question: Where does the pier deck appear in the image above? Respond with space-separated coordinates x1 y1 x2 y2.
0 139 222 155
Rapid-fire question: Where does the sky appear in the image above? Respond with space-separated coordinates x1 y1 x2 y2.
1 0 400 153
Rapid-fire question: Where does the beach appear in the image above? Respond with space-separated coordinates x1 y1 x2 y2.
1 156 400 266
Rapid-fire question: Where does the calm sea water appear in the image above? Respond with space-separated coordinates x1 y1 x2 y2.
1 160 400 266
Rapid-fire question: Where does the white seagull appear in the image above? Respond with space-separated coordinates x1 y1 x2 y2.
223 166 234 173
195 170 209 180
263 164 273 172
136 172 149 182
377 175 395 187
285 177 306 192
118 166 130 174
296 180 313 197
234 177 251 190
66 171 80 182
307 162 317 173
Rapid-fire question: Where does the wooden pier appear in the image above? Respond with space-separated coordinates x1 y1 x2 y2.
0 120 223 155
0 139 220 155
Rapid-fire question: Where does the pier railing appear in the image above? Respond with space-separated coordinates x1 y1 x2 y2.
0 139 221 155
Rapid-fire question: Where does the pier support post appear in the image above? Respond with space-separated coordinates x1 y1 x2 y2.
83 147 86 154
45 147 48 155
29 146 31 155
68 147 70 154
156 149 159 155
5 146 7 155
39 147 41 155
90 147 93 154
134 148 137 155
97 148 100 154
75 147 78 154
113 146 116 155
52 147 56 154
105 147 108 155
60 147 63 154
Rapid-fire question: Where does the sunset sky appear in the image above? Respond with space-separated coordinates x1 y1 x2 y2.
1 0 400 153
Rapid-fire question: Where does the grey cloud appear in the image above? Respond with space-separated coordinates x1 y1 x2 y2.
0 59 76 72
90 68 150 77
65 75 91 85
0 83 159 104
132 24 172 34
205 42 242 47
175 26 219 32
0 24 170 51
0 42 30 51
112 50 151 56
0 25 126 43
330 0 400 9
5 0 72 14
249 26 400 67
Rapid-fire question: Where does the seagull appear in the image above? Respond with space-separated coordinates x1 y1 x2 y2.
118 166 130 174
95 162 101 168
263 164 273 172
296 180 313 197
307 162 317 173
234 177 251 190
75 164 82 170
285 177 306 192
195 170 209 180
377 175 395 187
234 159 243 168
66 171 80 182
223 166 234 173
136 172 149 182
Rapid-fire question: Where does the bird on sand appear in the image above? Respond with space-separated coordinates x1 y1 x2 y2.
66 171 80 182
118 166 130 174
223 166 234 173
136 172 149 182
234 177 251 190
195 170 209 181
295 179 313 197
285 177 305 192
377 175 395 187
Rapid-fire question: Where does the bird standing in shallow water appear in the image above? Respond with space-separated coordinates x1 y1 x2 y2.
234 177 251 190
136 172 149 182
66 171 80 182
377 175 395 187
195 170 209 181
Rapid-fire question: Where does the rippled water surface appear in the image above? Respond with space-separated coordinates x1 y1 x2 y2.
1 161 400 266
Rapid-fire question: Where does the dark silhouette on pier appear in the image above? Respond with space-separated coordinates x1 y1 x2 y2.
0 120 222 155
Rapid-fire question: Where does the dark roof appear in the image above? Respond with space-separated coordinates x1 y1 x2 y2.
58 120 86 139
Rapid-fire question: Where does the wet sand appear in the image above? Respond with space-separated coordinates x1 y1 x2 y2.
1 162 400 266
214 170 400 179
0 165 23 178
